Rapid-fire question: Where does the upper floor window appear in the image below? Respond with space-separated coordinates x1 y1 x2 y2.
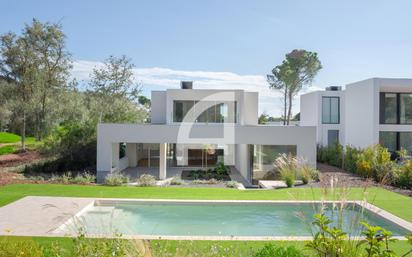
380 93 412 124
322 96 339 124
173 100 237 123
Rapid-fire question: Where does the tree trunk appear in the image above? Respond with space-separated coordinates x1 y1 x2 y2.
283 90 287 125
21 110 26 151
286 93 293 125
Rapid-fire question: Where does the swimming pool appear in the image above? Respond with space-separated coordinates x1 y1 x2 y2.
57 200 412 239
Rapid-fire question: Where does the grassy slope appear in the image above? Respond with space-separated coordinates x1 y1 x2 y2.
0 132 37 155
1 184 412 222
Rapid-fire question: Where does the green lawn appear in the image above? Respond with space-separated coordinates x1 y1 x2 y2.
0 145 15 155
0 132 38 155
0 132 22 143
1 184 412 222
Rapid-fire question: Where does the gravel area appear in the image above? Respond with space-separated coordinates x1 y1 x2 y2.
313 163 412 197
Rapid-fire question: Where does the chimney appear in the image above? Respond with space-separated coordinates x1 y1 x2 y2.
325 86 342 91
180 81 193 89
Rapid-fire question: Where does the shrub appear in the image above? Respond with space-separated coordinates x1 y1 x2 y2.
274 153 297 187
191 178 219 184
136 174 156 187
105 173 128 186
356 145 393 181
72 172 96 184
398 159 412 189
170 175 184 185
299 165 320 184
214 161 230 178
253 244 305 257
225 181 239 188
343 145 361 173
60 172 72 184
317 142 344 168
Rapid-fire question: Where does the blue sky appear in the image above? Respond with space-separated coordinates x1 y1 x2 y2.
2 0 412 116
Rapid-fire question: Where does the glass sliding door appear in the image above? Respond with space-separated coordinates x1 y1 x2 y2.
250 145 297 185
136 143 160 167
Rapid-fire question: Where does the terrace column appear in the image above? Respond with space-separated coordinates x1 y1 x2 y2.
126 143 137 167
159 143 167 179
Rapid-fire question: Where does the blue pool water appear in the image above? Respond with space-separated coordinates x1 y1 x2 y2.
63 202 410 237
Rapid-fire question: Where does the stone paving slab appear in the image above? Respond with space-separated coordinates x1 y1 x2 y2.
0 196 94 236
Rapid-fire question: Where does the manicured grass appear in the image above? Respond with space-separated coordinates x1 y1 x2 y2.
0 132 38 154
0 145 15 155
1 184 412 222
0 132 21 143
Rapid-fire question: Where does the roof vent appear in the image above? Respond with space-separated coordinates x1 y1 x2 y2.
326 86 342 91
181 81 193 89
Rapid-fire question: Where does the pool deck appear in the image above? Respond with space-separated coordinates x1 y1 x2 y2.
0 196 411 240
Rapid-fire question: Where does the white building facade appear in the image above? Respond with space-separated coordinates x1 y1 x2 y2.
301 78 412 155
97 82 317 184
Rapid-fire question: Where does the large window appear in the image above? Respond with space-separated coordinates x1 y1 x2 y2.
322 97 340 124
380 93 412 124
173 100 237 123
250 145 297 185
379 131 412 155
400 94 412 124
327 130 339 147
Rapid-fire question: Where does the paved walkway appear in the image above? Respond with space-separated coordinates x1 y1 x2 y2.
121 166 252 187
0 196 93 236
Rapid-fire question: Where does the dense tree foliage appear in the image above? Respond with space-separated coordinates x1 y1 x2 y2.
0 19 148 172
267 49 321 125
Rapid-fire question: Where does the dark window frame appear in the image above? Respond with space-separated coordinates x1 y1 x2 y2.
322 96 340 124
380 92 412 125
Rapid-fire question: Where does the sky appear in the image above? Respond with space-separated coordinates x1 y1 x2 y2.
2 0 412 116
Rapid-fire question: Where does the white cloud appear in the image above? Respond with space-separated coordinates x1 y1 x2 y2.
71 60 325 116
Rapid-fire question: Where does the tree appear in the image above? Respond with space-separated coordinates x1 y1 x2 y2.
89 55 140 101
267 49 322 125
0 19 71 146
25 19 72 140
88 55 147 123
258 113 269 124
0 30 38 150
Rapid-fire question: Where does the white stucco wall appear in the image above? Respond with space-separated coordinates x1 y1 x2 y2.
345 78 377 148
150 91 167 124
96 124 317 182
243 92 258 125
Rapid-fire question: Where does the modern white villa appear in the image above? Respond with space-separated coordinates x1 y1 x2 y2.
96 82 316 184
301 78 412 155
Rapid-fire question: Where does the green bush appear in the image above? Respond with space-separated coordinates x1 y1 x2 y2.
356 145 392 181
398 160 412 189
317 142 344 168
299 165 320 184
343 145 361 173
71 172 96 185
104 173 128 186
136 174 156 187
253 244 305 257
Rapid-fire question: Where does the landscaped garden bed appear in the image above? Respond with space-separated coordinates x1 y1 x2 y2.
181 162 231 181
